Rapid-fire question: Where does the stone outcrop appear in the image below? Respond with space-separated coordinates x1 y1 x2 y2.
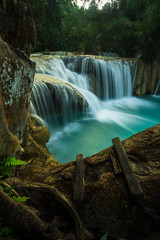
133 60 160 96
12 123 160 240
0 0 36 56
0 37 35 146
21 114 58 166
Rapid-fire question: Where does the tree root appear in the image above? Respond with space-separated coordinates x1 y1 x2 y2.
14 184 85 239
1 181 19 197
0 187 47 240
0 181 92 240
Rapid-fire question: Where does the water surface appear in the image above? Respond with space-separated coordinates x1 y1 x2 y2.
47 95 160 163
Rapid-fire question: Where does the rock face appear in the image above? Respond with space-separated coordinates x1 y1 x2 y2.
0 0 36 56
133 60 160 95
0 90 23 156
16 123 160 240
0 37 35 145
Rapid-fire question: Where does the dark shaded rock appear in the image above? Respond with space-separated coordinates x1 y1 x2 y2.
0 0 36 56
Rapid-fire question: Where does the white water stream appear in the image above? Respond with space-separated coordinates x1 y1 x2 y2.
31 55 160 163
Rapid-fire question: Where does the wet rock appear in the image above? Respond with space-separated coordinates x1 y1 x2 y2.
0 0 36 56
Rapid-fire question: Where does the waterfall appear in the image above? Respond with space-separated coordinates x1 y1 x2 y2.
63 56 136 99
31 55 137 127
154 80 160 95
31 78 86 128
29 55 160 164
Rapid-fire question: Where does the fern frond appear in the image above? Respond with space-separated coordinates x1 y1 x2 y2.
4 156 26 167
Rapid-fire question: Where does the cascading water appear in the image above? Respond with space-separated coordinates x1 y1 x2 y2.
31 75 87 128
63 56 135 99
154 80 160 95
31 56 136 118
30 55 160 163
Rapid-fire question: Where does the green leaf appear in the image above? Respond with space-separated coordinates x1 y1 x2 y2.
0 226 13 236
12 196 30 203
4 156 26 167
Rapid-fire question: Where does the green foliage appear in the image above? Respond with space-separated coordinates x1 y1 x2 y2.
0 156 27 199
0 156 26 177
0 216 18 239
0 155 28 201
0 225 13 238
0 157 28 239
12 196 30 203
28 0 160 61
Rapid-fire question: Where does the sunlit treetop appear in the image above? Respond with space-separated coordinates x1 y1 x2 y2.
72 0 111 9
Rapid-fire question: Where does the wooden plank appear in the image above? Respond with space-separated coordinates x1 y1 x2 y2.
110 150 122 175
73 154 84 202
112 137 143 199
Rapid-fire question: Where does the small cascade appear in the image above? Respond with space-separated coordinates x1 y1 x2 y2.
31 55 137 127
31 82 57 125
154 80 160 95
31 75 87 128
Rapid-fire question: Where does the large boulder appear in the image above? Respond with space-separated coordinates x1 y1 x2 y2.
0 37 35 148
0 0 36 56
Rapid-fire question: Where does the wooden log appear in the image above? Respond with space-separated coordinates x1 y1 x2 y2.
110 150 122 175
73 154 84 202
112 137 143 199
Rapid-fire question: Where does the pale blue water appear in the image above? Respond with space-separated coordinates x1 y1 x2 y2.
47 95 160 163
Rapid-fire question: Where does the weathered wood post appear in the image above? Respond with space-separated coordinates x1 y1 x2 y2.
112 137 143 200
73 154 85 202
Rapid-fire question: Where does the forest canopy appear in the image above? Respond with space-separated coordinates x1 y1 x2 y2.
28 0 160 61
